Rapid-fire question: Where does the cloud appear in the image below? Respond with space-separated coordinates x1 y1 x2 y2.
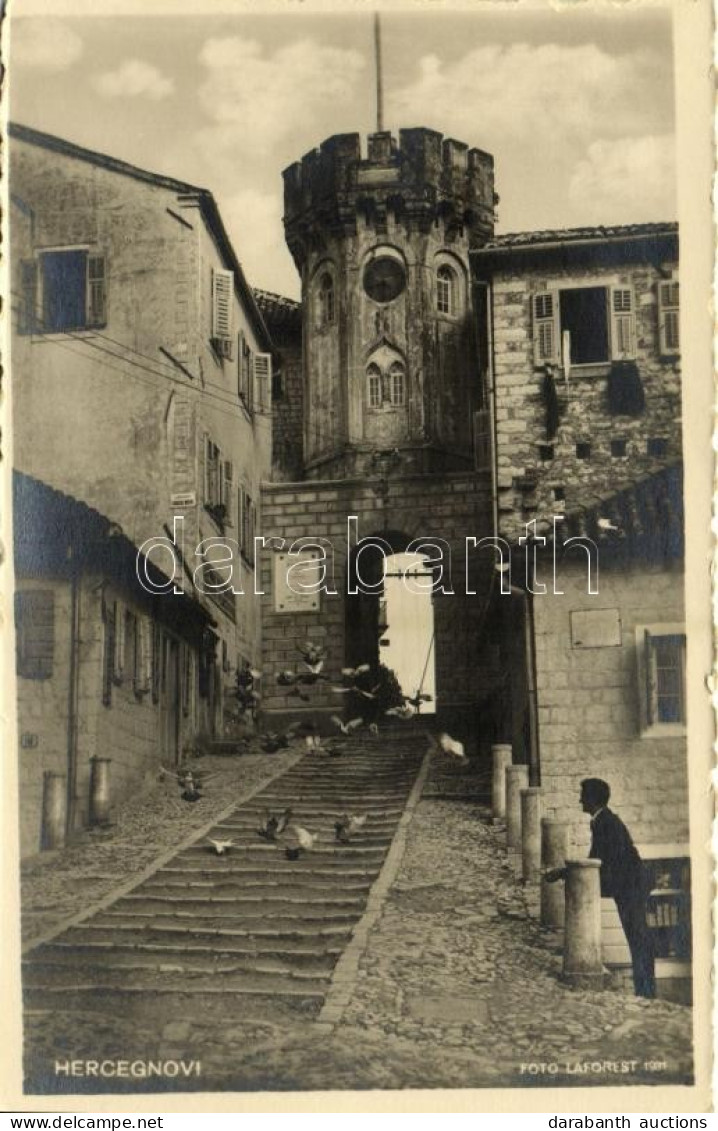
220 189 299 298
196 36 365 158
12 18 83 70
388 42 671 155
93 60 174 100
568 135 676 223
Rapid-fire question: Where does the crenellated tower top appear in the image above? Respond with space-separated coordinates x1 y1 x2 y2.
283 128 497 271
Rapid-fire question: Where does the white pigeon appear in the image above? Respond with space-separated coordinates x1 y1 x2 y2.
597 516 620 533
385 703 416 719
207 838 234 855
439 732 466 760
331 715 364 736
291 825 318 851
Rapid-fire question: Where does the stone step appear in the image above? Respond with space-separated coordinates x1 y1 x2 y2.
140 877 374 897
174 843 388 859
51 930 346 961
25 944 337 979
125 888 368 910
96 907 360 929
22 964 330 997
66 918 354 940
154 864 379 881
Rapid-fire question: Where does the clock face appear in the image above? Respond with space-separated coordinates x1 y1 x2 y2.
363 256 406 304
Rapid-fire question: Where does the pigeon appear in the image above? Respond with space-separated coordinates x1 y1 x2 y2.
597 517 621 533
368 723 379 736
341 664 371 679
283 824 317 859
438 732 466 760
403 691 433 710
180 782 203 803
331 715 364 736
207 838 234 855
334 813 368 843
385 704 416 720
297 641 327 668
276 670 300 687
357 684 381 700
257 807 292 841
261 724 299 753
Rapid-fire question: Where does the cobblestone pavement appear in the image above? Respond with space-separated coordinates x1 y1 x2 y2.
21 748 693 1096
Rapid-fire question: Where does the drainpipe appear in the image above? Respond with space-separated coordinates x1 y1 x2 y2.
474 280 499 540
66 544 81 835
506 583 541 787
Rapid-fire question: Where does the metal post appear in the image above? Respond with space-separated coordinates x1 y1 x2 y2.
41 772 67 850
505 763 528 850
541 818 569 929
89 756 112 825
491 744 512 823
520 787 542 883
562 859 605 988
374 13 384 133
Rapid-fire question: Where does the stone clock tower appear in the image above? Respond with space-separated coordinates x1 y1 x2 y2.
282 128 496 479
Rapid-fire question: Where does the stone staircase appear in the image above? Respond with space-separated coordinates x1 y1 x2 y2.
22 730 425 1015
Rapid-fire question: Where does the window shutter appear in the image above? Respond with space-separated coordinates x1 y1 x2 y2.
151 622 161 703
644 628 654 727
19 260 37 334
113 600 125 683
212 268 234 341
134 617 152 694
237 332 244 400
658 279 680 355
610 286 637 360
102 599 116 705
202 431 210 504
532 291 560 365
253 353 272 411
88 255 107 326
223 460 234 524
15 590 55 679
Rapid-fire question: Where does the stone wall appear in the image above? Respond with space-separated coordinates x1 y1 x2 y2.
258 472 495 734
488 256 680 542
531 559 687 849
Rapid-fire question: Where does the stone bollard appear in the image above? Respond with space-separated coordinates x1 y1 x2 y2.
491 744 513 823
521 787 542 883
505 764 529 850
89 756 112 826
541 818 569 929
562 859 605 988
41 771 67 850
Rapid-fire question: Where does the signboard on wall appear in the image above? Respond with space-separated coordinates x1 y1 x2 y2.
570 608 621 649
273 550 321 613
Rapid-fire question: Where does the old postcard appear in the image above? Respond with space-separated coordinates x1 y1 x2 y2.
1 0 713 1113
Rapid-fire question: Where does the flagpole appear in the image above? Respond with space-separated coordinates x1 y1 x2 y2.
374 12 384 132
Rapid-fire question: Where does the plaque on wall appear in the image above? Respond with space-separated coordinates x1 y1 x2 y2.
570 608 621 648
273 550 322 613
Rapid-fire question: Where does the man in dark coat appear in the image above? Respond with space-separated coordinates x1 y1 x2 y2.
548 778 655 998
582 777 655 997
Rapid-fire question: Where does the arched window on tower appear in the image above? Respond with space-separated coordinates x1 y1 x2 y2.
367 363 382 408
436 264 456 316
389 361 405 406
318 272 335 327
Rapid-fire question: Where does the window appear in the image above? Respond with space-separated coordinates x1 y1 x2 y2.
20 250 107 334
237 332 253 411
15 590 54 679
437 265 456 316
533 284 636 366
318 272 335 327
238 486 256 567
648 437 667 457
611 440 627 458
538 444 554 462
211 268 234 359
203 434 233 528
253 353 273 413
367 364 382 408
576 442 591 460
636 625 686 733
124 610 137 687
658 278 680 355
389 362 405 406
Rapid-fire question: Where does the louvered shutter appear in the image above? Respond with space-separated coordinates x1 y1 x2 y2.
134 617 152 694
19 261 37 335
223 460 234 525
532 292 560 365
212 268 234 341
237 332 244 399
88 255 107 326
253 353 272 411
15 590 55 679
610 286 637 360
644 628 654 727
102 599 116 705
151 622 161 703
113 602 126 683
658 280 680 354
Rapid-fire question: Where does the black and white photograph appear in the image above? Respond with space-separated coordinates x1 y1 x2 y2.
1 0 712 1112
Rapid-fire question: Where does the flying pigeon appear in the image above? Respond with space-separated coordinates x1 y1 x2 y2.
207 838 234 855
297 641 327 668
257 807 292 841
403 690 433 710
341 664 371 679
597 517 621 533
331 715 364 736
438 732 466 760
334 813 368 843
284 824 317 859
385 703 416 720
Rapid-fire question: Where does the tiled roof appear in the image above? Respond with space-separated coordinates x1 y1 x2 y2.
254 289 302 324
475 222 678 254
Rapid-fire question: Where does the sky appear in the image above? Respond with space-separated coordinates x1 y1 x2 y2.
9 4 676 300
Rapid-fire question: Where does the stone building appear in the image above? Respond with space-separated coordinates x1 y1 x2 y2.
472 225 688 997
259 129 499 734
10 123 275 848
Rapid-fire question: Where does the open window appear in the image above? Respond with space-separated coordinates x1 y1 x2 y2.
533 284 636 366
20 250 106 334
